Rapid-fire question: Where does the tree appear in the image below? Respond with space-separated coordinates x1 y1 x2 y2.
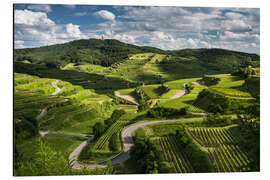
104 160 114 174
15 138 71 176
92 122 105 138
104 109 125 128
130 138 167 174
109 133 120 152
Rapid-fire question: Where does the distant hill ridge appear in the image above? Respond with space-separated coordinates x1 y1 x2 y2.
14 38 260 74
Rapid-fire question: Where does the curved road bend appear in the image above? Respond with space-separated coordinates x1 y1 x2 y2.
51 80 61 95
69 117 203 169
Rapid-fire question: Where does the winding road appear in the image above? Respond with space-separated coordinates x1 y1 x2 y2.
51 80 61 95
69 117 203 169
38 80 61 136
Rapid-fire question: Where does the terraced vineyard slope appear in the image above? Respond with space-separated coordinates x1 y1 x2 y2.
153 136 194 173
187 126 250 172
93 121 126 152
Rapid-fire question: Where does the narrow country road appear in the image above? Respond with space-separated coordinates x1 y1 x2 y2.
114 91 139 105
51 80 61 95
192 81 202 86
69 117 203 169
171 90 186 99
38 80 61 136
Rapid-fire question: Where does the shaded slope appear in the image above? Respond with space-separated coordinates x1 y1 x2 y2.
14 62 137 94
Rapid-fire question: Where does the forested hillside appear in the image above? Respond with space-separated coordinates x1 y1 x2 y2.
14 39 259 75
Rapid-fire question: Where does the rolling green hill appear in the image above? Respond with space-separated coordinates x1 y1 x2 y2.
15 39 259 84
14 38 260 175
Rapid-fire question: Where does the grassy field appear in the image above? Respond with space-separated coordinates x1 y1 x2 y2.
209 87 252 98
62 63 110 75
157 82 206 113
139 84 163 99
164 78 200 89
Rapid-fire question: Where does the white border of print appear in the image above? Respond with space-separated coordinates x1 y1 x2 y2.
1 0 269 180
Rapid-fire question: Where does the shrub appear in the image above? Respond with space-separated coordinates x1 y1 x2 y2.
202 113 232 126
93 122 105 139
147 107 188 118
104 109 126 128
108 133 120 152
156 84 170 95
15 138 71 176
232 66 257 78
130 138 166 174
184 83 194 94
202 75 221 86
195 89 254 114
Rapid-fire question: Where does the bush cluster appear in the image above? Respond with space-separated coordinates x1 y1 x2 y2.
201 75 221 86
231 66 257 78
108 133 121 152
195 89 254 114
147 107 187 118
130 137 170 173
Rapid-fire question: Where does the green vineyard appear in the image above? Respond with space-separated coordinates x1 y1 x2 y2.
153 136 194 173
187 126 250 172
209 87 252 98
93 121 125 151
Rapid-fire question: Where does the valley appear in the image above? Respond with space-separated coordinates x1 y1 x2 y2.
14 39 260 175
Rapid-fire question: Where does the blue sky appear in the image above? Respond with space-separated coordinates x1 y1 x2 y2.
14 4 260 54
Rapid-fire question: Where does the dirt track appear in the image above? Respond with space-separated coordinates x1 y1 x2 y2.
38 80 61 136
171 90 186 99
114 91 139 105
51 80 61 95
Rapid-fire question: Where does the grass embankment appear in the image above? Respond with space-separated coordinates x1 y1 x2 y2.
158 80 206 113
193 74 256 114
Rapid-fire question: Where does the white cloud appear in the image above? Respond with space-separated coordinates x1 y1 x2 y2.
14 40 24 48
225 12 244 19
222 19 252 32
113 34 136 44
220 31 260 44
15 6 259 54
14 10 87 48
15 9 54 26
27 4 52 12
65 23 85 39
187 38 198 47
93 10 115 21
